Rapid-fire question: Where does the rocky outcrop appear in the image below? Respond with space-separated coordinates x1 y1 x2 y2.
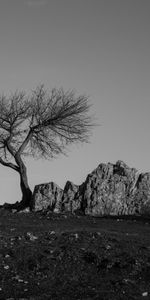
31 160 150 215
31 182 63 212
82 161 140 215
61 181 81 213
133 173 150 214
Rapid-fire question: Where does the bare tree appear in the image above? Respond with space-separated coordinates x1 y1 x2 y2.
0 85 93 210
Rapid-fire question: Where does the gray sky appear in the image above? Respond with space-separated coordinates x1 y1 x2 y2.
0 0 150 204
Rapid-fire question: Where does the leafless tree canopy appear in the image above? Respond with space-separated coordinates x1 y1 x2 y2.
0 85 93 208
0 85 93 165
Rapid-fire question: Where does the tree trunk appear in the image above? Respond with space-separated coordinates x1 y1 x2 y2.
14 154 32 210
19 170 32 209
3 166 32 211
2 141 33 211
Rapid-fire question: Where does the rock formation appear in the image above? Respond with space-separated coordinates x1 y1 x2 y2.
31 182 63 212
31 160 150 215
61 181 81 213
82 160 139 215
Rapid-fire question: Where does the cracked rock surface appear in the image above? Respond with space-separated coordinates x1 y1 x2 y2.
32 161 150 216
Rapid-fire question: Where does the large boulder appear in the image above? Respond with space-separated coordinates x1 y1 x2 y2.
134 172 150 214
31 182 63 212
61 181 82 213
81 161 140 215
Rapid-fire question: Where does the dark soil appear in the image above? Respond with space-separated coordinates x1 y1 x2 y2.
0 209 150 299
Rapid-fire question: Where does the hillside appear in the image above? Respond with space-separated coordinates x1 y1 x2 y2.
0 209 150 299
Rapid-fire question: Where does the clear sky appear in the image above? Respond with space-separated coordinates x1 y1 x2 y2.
0 0 150 204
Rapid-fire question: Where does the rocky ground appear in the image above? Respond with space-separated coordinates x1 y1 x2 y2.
0 209 150 299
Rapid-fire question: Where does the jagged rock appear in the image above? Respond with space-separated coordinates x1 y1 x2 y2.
82 160 140 215
31 182 63 212
81 160 150 216
31 160 150 216
61 181 81 213
134 173 150 214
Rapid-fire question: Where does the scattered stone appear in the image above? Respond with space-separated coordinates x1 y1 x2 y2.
10 228 15 231
49 231 55 235
18 208 30 213
18 278 24 283
4 265 9 269
74 233 79 239
106 245 111 250
26 232 38 241
142 292 148 297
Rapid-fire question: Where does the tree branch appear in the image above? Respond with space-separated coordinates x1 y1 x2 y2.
0 157 19 172
0 85 94 160
5 138 16 157
16 129 33 155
